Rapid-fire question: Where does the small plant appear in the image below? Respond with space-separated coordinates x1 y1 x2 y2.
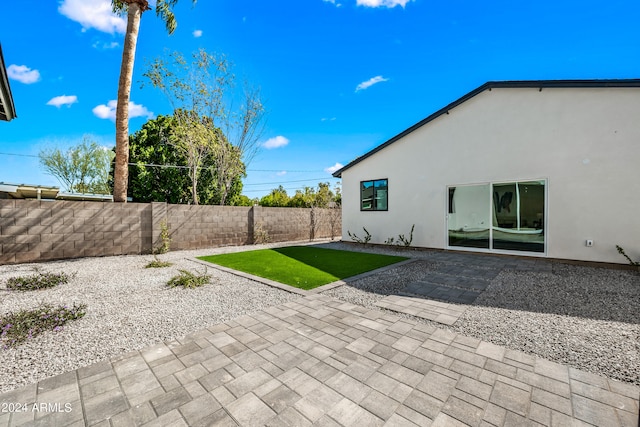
254 222 270 244
145 256 173 269
397 224 415 247
6 271 72 291
384 237 395 245
167 269 211 288
0 303 87 348
154 219 171 254
348 227 372 246
615 245 640 266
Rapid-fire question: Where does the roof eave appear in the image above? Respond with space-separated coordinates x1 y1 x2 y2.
0 44 17 122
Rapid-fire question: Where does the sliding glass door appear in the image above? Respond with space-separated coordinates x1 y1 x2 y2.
447 184 491 249
448 180 545 253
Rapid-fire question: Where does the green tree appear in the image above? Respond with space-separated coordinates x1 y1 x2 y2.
39 137 115 194
231 194 258 206
259 186 290 207
111 0 197 203
144 49 265 205
128 114 244 204
288 182 334 208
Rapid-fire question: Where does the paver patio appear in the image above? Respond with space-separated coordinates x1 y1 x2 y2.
0 294 637 427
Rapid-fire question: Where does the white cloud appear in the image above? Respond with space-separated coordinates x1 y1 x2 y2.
323 0 343 6
325 162 344 174
193 29 203 38
59 0 126 34
355 75 389 92
93 41 120 49
7 65 41 84
357 0 412 7
92 100 154 121
276 171 287 176
47 95 78 108
263 136 289 149
321 117 337 122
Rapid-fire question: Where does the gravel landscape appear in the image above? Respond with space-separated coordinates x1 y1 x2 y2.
1 241 639 394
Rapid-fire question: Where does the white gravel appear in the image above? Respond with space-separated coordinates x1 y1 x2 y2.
1 241 638 394
0 243 303 393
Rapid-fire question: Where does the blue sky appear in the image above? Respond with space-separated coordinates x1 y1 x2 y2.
1 0 638 199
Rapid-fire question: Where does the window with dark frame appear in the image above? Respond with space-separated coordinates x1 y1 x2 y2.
360 179 388 211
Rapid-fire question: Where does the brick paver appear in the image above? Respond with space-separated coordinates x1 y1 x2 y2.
0 294 637 426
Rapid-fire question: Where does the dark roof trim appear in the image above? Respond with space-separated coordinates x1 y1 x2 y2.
0 44 17 122
332 79 640 177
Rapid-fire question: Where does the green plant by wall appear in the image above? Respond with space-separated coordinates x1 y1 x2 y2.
167 269 211 288
615 245 640 266
254 222 271 244
0 303 87 348
5 271 73 291
383 225 415 248
397 224 415 247
155 219 171 254
348 227 372 246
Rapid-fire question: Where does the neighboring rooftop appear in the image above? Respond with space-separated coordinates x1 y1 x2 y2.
0 182 113 201
0 44 17 122
332 79 640 178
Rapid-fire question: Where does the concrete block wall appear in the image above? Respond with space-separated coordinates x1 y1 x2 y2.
0 200 342 264
253 207 310 242
166 205 252 250
0 199 152 264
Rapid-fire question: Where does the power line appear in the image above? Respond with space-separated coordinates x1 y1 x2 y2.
243 177 334 186
0 152 38 158
0 152 324 173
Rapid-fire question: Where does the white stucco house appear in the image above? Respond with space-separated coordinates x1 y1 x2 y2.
332 80 640 264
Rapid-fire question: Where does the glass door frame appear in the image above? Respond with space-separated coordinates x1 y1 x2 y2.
445 179 548 256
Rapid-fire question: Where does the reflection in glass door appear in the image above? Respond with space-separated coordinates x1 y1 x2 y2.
492 181 545 252
447 184 491 249
448 180 545 253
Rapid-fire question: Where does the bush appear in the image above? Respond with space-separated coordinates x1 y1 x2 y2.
6 272 72 291
348 227 372 246
0 303 87 348
145 257 173 268
167 269 211 288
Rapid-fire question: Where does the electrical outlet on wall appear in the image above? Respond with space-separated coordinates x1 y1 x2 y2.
586 239 594 247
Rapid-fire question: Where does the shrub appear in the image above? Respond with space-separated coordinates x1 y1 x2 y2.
154 219 171 254
397 224 415 247
145 256 173 268
0 303 87 348
6 271 72 291
616 245 640 266
348 227 372 246
254 222 270 244
167 269 211 288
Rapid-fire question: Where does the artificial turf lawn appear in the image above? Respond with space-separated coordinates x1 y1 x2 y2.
197 246 408 290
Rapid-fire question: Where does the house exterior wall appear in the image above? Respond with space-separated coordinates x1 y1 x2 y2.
341 86 640 264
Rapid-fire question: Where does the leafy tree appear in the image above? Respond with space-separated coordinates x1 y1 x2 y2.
288 182 335 208
39 137 115 194
259 186 290 207
144 48 265 205
111 0 197 203
231 194 258 206
128 115 244 204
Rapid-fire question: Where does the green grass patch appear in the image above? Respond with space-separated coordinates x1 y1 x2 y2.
197 246 407 290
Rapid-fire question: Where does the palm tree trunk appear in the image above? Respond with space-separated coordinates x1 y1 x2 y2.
113 3 143 202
